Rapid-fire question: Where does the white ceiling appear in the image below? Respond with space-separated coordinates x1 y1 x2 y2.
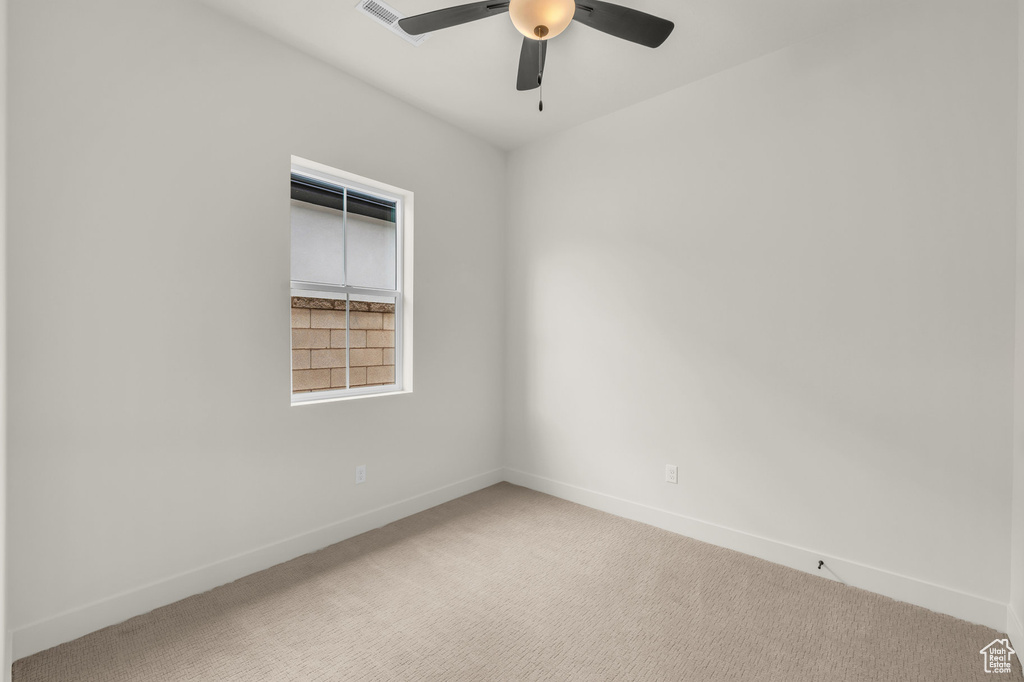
199 0 891 149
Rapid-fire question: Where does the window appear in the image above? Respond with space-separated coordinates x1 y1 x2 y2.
290 156 412 403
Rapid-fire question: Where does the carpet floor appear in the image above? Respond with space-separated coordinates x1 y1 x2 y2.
13 482 1023 681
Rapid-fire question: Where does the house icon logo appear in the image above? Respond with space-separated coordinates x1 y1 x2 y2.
980 638 1016 674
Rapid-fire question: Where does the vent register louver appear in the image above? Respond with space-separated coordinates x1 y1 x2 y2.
356 0 430 46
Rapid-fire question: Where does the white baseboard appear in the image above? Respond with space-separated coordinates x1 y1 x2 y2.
1008 606 1023 654
503 468 1008 632
12 468 504 661
11 466 1012 663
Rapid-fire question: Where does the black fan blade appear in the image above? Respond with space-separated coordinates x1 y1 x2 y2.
516 38 547 91
573 1 673 48
398 1 510 35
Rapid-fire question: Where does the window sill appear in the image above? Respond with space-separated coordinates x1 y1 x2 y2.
290 386 411 407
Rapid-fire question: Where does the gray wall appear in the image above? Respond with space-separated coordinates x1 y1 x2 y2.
506 0 1017 623
1011 0 1024 649
1 0 7 675
7 0 506 655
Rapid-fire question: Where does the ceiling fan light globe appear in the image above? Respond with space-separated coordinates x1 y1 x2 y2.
509 0 575 41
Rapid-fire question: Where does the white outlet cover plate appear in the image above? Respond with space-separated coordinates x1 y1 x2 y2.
665 465 678 484
356 465 366 484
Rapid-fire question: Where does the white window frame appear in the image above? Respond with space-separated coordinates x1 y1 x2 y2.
290 155 413 405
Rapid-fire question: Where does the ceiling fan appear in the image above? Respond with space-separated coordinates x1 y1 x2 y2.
397 0 673 109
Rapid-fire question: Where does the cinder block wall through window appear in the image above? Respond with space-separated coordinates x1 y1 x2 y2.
290 297 396 392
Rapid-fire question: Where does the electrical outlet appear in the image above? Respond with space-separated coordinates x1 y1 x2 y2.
665 464 678 484
355 465 366 484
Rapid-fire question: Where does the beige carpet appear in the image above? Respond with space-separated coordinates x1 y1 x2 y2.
13 483 1023 681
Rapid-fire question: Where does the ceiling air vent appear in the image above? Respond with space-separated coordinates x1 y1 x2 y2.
356 0 430 46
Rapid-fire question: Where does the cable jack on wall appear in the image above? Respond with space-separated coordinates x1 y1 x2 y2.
816 559 847 585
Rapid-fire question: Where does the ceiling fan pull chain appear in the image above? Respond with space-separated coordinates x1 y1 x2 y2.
538 41 544 112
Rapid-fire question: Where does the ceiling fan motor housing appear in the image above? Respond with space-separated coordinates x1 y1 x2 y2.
509 0 575 40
